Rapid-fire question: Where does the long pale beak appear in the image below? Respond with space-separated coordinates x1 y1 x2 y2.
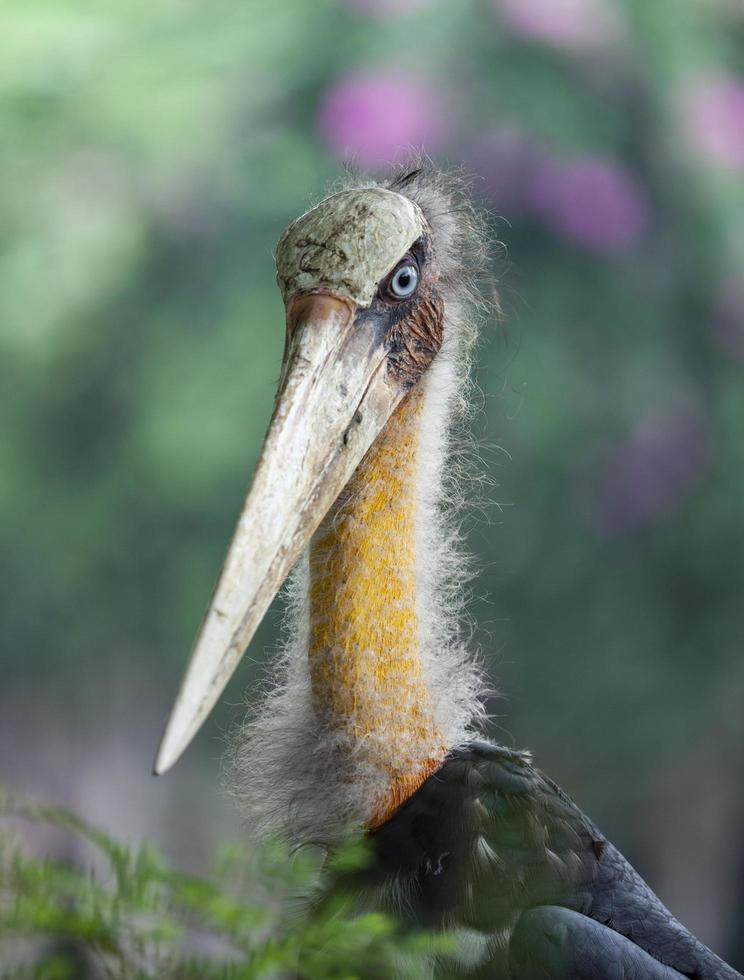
154 293 404 774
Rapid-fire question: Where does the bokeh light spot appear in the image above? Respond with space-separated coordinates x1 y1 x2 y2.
493 0 621 53
318 70 444 168
684 75 744 171
528 156 648 252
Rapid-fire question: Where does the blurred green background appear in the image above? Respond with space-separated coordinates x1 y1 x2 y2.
2 0 743 969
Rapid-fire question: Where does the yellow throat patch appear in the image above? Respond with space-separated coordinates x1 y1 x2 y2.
309 384 446 828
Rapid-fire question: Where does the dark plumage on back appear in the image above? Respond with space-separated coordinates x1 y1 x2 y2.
343 742 741 979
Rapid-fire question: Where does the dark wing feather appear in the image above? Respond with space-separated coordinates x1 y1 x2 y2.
510 907 689 979
349 741 741 979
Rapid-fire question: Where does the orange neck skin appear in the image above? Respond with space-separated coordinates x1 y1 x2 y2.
308 385 446 828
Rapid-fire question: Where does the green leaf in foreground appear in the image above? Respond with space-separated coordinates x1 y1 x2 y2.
0 788 453 979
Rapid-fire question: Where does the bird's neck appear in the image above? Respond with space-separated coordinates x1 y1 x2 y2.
308 384 447 827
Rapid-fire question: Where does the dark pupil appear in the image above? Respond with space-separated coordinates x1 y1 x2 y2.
397 270 411 289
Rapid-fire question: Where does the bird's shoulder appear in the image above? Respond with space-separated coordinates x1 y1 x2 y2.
354 741 741 979
360 740 603 930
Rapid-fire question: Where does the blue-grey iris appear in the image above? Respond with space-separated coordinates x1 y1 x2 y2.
389 263 418 298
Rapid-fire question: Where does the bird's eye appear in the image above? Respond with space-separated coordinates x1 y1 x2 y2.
388 263 419 299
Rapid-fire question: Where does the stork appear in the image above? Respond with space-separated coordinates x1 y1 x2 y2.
154 166 741 979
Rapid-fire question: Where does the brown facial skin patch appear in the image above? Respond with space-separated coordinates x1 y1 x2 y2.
353 234 445 391
386 291 445 389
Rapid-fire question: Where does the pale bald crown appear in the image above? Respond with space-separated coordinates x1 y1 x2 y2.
275 188 428 307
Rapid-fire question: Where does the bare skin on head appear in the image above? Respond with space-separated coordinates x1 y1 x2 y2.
275 188 426 305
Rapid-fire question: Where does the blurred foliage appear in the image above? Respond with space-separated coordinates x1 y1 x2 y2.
1 0 744 969
0 789 449 979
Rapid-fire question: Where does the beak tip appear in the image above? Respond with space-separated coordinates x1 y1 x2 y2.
151 747 168 776
152 723 186 777
153 652 222 777
151 749 169 778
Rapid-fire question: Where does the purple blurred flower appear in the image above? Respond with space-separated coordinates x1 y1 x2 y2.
346 0 431 14
711 276 744 361
684 76 744 171
468 126 541 211
318 71 444 168
590 411 708 534
528 156 648 252
493 0 621 52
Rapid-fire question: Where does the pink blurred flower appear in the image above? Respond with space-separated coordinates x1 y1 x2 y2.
527 156 648 252
711 276 744 360
346 0 431 14
685 76 744 171
589 411 708 534
318 71 444 168
493 0 621 52
467 126 540 211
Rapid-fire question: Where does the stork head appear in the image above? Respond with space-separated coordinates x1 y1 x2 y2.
275 186 445 389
